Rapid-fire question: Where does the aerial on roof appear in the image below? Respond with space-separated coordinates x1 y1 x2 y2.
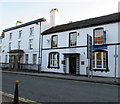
42 12 120 35
3 18 46 32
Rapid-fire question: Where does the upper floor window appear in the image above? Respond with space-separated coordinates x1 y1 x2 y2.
94 28 106 44
18 41 21 49
92 50 108 71
19 30 22 38
51 35 58 48
0 46 1 53
9 43 11 50
9 33 12 40
69 32 77 47
5 55 7 63
30 27 34 36
0 37 2 44
29 39 33 50
48 52 59 68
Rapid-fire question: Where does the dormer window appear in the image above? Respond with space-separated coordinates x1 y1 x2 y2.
94 28 106 45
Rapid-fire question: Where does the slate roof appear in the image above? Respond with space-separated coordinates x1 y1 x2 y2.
42 12 120 35
3 18 45 32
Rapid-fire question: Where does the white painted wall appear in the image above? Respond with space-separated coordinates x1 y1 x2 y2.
42 22 119 77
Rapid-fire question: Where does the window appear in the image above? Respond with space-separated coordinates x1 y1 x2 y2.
9 33 12 40
0 37 2 44
33 54 37 64
48 52 59 68
92 50 108 71
69 32 77 47
9 43 11 50
19 30 22 38
29 39 33 50
30 27 34 36
51 35 58 48
25 54 28 64
18 41 21 49
0 46 1 53
5 55 7 63
94 28 106 44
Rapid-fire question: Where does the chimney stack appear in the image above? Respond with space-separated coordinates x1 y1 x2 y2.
50 8 59 27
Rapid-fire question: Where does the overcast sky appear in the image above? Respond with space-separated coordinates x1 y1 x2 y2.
0 0 119 33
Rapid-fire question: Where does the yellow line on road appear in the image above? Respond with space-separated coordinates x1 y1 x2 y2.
0 91 42 104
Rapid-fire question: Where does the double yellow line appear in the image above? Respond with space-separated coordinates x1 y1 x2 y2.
0 91 42 104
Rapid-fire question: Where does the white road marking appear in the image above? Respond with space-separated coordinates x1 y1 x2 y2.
0 91 42 104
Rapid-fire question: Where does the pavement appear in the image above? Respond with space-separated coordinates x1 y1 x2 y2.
1 69 120 103
2 70 120 85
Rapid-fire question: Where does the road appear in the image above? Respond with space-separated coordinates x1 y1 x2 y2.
2 72 119 103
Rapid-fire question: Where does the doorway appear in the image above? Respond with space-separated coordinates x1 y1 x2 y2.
69 56 76 74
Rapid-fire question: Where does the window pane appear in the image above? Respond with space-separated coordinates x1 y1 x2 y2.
70 32 77 46
94 29 104 44
52 35 58 48
103 52 106 68
49 52 59 68
92 53 95 68
96 52 102 68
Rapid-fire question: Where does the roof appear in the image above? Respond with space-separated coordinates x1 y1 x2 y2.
42 12 120 35
3 18 46 32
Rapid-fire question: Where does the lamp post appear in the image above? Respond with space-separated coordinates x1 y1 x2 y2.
38 18 46 73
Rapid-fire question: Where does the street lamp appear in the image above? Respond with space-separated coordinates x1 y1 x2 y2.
37 18 46 73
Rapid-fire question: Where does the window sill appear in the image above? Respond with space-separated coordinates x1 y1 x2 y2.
92 68 109 72
47 66 60 69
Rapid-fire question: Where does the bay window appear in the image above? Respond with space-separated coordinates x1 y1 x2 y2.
92 50 108 71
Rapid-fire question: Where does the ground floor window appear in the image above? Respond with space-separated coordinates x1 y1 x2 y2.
48 52 59 68
92 50 108 71
25 54 29 64
33 54 37 64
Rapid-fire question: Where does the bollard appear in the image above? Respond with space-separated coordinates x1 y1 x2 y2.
13 80 19 104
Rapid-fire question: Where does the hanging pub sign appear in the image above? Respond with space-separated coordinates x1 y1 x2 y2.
87 34 92 59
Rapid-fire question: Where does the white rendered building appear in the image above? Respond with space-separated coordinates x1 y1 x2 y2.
0 8 59 71
42 12 120 78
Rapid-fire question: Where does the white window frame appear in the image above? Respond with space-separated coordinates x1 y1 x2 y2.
69 32 77 47
18 41 21 49
9 33 12 40
51 35 58 48
9 43 11 50
19 30 22 38
94 28 106 45
29 39 33 50
92 51 107 70
33 54 37 64
30 27 34 36
25 54 29 64
48 52 59 68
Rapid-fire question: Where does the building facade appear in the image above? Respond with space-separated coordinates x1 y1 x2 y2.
0 18 46 71
1 10 120 78
0 8 59 71
42 12 120 78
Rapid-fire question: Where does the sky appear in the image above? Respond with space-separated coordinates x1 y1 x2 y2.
0 0 119 34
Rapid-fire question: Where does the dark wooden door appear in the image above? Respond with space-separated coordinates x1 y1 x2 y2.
69 56 76 74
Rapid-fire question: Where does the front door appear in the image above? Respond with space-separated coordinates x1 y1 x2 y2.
69 56 76 74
